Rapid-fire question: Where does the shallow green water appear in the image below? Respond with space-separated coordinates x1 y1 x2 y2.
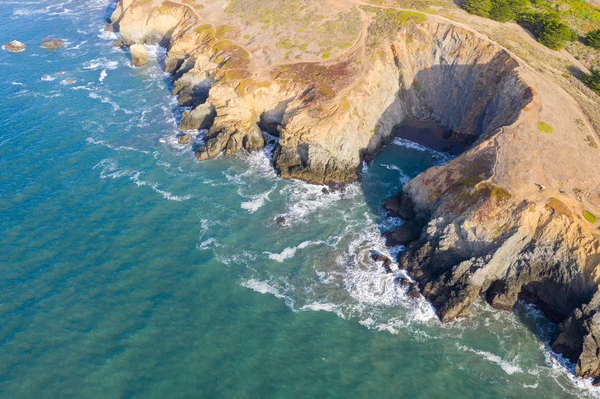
0 1 598 397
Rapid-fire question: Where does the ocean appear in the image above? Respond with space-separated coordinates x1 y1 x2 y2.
0 0 598 397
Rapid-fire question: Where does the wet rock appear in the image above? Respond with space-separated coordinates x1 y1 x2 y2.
130 44 148 67
407 282 421 299
383 221 423 247
370 251 393 273
180 103 216 131
40 39 65 50
276 216 288 227
321 187 330 195
113 37 133 48
5 40 26 52
383 192 416 220
177 133 193 145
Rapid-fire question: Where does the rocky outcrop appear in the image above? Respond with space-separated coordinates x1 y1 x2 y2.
40 39 65 49
130 44 148 67
180 103 215 130
4 40 26 52
109 0 600 378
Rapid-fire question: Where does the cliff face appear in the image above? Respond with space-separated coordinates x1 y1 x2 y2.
109 0 600 379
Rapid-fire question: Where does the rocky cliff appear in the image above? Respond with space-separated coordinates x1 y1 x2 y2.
108 0 600 379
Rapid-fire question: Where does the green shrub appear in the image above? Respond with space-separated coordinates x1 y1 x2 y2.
584 211 597 223
587 29 600 49
490 0 513 22
582 69 600 95
538 121 554 134
519 12 573 50
463 0 492 17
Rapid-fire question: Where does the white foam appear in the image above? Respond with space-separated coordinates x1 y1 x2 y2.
392 137 454 165
266 240 321 262
93 158 192 201
240 189 272 213
86 137 150 154
197 238 219 251
98 30 117 41
276 182 361 226
99 69 107 82
300 302 345 318
241 279 295 309
41 74 56 81
83 58 118 71
88 92 132 114
380 163 410 184
456 344 523 375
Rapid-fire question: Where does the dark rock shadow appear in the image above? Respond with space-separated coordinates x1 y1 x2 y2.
360 51 532 235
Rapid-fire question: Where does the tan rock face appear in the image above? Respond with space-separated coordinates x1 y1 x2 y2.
110 0 600 378
130 44 149 67
5 40 26 52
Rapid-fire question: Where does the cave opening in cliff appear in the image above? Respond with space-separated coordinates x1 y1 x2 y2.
393 119 468 157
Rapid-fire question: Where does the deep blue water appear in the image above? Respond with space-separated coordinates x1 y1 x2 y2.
1 0 599 397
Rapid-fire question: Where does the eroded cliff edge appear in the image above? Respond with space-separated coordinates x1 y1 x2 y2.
108 0 600 379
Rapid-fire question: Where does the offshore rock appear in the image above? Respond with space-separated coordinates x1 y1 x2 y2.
5 40 26 52
40 39 65 49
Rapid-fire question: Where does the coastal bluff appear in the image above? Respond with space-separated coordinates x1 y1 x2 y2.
108 0 600 380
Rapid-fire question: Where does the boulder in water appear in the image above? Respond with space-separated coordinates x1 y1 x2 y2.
370 251 393 274
40 39 65 49
406 282 421 299
275 216 288 227
130 44 149 67
177 133 193 145
5 40 26 52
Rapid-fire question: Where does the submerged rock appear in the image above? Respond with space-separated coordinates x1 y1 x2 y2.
130 44 148 67
40 39 65 49
5 40 26 52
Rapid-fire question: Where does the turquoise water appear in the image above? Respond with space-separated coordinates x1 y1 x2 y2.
0 1 598 397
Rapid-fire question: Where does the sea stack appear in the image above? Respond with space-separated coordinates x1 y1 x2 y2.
5 40 26 52
130 44 148 67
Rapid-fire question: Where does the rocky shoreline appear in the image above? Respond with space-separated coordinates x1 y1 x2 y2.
108 0 600 380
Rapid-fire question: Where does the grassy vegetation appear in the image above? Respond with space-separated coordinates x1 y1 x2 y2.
362 6 427 48
582 69 600 95
548 197 573 217
538 121 554 133
584 210 597 223
367 0 432 9
224 0 362 58
271 60 359 102
460 0 599 50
